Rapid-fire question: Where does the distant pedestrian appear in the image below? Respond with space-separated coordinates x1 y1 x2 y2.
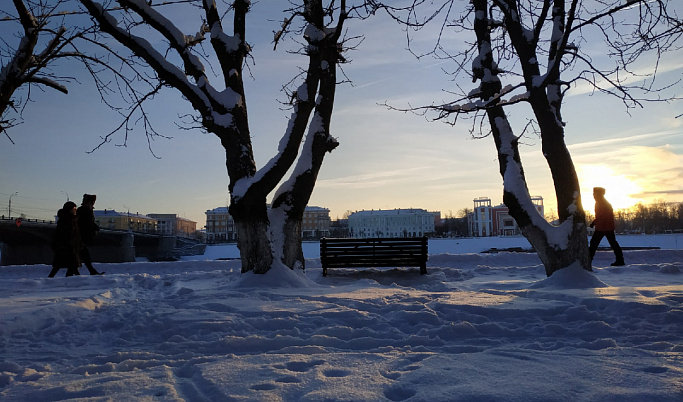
589 187 625 266
48 201 82 277
77 194 103 275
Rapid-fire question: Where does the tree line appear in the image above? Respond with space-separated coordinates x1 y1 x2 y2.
600 201 683 234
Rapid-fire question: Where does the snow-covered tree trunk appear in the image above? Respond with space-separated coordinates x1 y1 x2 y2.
472 0 590 276
79 0 346 274
270 8 342 271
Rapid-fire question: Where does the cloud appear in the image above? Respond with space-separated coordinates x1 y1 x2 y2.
569 129 682 153
635 189 683 197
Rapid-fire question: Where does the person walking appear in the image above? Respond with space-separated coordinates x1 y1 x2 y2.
589 187 625 266
48 201 82 277
77 194 104 275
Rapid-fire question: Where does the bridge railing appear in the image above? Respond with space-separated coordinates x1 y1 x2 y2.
0 216 55 224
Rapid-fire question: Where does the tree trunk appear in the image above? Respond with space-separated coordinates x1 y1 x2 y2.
278 210 305 270
230 196 273 274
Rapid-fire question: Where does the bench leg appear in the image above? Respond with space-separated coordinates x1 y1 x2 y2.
323 267 327 277
420 264 427 275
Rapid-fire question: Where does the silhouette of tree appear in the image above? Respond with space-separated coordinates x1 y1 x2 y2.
77 0 362 274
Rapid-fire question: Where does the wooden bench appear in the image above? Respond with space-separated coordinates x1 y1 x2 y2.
320 237 428 276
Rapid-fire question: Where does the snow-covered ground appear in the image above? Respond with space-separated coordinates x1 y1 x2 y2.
0 235 681 401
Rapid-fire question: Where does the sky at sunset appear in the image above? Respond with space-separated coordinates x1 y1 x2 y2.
1 2 682 227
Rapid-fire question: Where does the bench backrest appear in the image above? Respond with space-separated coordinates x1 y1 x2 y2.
320 237 428 268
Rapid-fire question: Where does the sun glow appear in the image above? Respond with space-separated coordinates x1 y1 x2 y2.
578 164 643 213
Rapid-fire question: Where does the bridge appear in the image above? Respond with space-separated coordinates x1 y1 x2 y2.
0 217 187 266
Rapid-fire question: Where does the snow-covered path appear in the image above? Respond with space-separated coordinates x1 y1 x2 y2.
1 238 682 401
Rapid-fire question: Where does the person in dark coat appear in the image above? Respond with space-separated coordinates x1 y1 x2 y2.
77 193 103 275
48 201 82 277
589 187 625 266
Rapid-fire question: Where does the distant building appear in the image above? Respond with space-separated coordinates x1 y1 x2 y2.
205 207 236 243
148 214 197 239
329 217 349 238
348 208 437 238
94 209 157 233
302 206 331 239
205 205 332 241
468 196 544 236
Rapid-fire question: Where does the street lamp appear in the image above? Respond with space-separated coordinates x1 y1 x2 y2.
8 192 18 218
61 190 70 201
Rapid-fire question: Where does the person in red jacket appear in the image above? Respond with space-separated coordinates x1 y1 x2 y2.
589 187 625 266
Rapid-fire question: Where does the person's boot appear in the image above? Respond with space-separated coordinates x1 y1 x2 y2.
86 263 104 275
611 260 625 266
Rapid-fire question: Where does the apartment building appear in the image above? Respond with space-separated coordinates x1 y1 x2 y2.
205 207 236 243
205 205 331 241
94 209 157 233
302 206 331 239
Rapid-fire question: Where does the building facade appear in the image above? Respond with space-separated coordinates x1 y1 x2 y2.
348 208 437 238
205 205 332 242
94 209 157 233
468 196 544 236
148 214 197 238
302 206 331 239
205 207 236 243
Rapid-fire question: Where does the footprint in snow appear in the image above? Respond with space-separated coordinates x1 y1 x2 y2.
286 359 325 372
384 385 417 401
251 383 277 391
643 366 668 374
322 369 350 378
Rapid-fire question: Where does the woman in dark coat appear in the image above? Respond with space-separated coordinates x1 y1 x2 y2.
48 201 82 277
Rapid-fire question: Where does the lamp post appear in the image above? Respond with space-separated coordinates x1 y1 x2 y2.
8 192 18 218
61 190 69 201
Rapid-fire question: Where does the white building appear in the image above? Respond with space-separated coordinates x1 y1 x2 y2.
348 209 437 238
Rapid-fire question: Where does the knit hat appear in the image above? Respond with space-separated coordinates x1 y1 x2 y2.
62 201 78 211
82 194 97 204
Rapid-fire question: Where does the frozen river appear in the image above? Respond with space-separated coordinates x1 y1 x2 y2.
186 233 683 261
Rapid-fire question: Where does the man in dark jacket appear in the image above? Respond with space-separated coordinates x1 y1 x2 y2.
589 187 625 266
77 194 104 275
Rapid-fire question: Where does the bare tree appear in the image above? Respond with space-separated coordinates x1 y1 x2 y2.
1 0 81 139
373 0 682 276
77 0 357 274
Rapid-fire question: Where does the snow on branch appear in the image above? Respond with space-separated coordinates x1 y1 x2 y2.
79 0 213 117
116 0 206 79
